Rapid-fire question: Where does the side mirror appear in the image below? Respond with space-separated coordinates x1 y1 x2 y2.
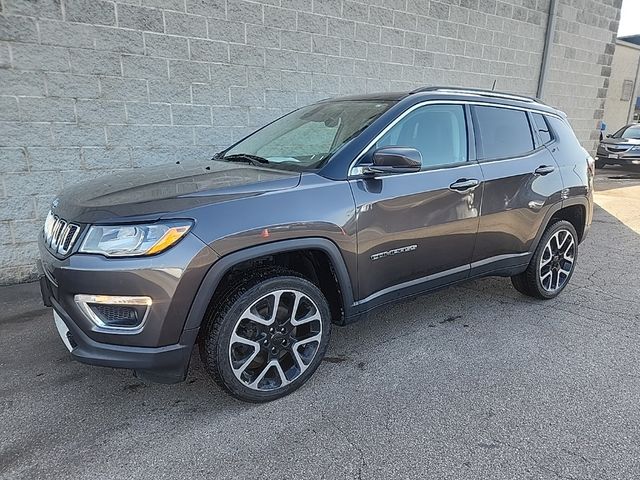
606 134 612 138
365 147 422 175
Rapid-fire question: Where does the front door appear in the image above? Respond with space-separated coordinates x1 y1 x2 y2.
349 103 483 304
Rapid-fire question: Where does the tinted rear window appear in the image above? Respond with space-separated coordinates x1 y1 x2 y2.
532 113 553 145
546 115 583 151
473 106 534 160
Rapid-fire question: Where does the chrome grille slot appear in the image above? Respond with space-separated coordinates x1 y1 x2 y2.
51 219 67 250
605 145 630 153
60 224 80 254
43 211 81 256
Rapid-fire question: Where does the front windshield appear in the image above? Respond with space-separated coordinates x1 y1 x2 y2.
221 100 394 170
613 125 640 139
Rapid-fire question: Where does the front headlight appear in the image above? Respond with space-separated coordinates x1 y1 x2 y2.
79 221 193 257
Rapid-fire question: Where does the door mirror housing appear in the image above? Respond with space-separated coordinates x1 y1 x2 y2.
606 134 612 138
365 147 422 175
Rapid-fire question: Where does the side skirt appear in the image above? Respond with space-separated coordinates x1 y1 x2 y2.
342 255 531 325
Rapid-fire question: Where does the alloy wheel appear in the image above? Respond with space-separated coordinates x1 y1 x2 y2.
539 229 575 293
228 289 323 391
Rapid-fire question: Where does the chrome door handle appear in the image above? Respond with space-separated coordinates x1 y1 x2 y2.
534 165 555 175
449 178 480 192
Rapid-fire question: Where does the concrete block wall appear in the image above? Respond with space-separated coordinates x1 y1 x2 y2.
0 0 621 283
545 0 620 148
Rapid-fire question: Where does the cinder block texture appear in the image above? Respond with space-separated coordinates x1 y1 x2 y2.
0 0 622 283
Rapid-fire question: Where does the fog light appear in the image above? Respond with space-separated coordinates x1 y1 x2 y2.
74 294 152 333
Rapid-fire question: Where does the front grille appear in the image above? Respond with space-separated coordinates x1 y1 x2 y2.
605 144 631 153
43 211 81 255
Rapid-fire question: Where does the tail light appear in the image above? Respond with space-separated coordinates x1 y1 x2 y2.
586 154 595 178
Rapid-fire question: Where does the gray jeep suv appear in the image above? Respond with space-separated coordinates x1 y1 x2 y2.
39 87 594 402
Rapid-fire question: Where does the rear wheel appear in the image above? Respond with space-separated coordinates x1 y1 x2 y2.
199 269 331 402
511 220 578 299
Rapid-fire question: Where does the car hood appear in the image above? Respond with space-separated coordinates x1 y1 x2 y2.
600 137 640 146
53 161 301 224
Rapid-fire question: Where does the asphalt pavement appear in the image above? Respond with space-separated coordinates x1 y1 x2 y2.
1 166 640 479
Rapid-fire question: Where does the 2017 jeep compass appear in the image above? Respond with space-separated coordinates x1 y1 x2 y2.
39 87 594 402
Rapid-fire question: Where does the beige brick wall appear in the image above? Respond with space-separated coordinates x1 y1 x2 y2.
544 0 621 150
602 41 640 132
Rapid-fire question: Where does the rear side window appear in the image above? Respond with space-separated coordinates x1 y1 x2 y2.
473 106 534 160
531 113 553 144
545 115 583 151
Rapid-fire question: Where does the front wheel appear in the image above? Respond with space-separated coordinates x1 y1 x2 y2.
511 220 578 299
199 269 331 402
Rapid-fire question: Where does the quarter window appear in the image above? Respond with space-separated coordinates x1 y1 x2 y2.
532 113 553 145
375 104 468 168
473 106 534 160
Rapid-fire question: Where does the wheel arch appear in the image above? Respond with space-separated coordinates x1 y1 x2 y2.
549 202 586 242
182 238 356 333
530 198 588 254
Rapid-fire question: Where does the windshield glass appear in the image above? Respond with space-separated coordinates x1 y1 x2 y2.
221 100 394 171
613 125 640 139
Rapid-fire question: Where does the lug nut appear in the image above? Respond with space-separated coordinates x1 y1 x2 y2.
281 339 288 346
271 347 277 354
269 327 274 333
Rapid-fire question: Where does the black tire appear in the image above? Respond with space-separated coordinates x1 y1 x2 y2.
511 220 578 300
595 160 606 169
199 268 331 402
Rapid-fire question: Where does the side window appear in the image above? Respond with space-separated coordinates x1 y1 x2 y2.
473 106 534 160
532 113 553 145
546 115 583 150
375 104 468 168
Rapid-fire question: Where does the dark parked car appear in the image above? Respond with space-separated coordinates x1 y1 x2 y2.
39 87 594 402
595 123 640 168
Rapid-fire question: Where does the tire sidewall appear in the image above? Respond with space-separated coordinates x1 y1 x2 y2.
533 220 579 299
214 276 331 402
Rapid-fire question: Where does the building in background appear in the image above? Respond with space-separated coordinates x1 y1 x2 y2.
603 34 640 132
0 0 623 283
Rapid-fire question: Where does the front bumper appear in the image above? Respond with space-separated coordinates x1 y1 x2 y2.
596 150 640 165
45 281 197 383
38 232 218 383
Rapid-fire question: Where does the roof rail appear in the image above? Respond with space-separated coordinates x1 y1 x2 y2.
410 86 542 104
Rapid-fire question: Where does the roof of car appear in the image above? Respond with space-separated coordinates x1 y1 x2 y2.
319 92 408 102
323 86 560 115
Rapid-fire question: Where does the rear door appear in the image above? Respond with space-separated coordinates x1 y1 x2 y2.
470 105 564 273
350 103 483 303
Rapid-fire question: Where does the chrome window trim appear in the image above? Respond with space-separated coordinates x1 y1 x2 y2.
347 99 563 177
74 294 152 334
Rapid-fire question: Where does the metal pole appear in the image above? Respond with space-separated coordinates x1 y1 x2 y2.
537 0 558 100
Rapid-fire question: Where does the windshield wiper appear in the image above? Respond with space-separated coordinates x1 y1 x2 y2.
220 153 270 167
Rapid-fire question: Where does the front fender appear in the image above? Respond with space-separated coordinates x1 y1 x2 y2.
181 237 356 333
